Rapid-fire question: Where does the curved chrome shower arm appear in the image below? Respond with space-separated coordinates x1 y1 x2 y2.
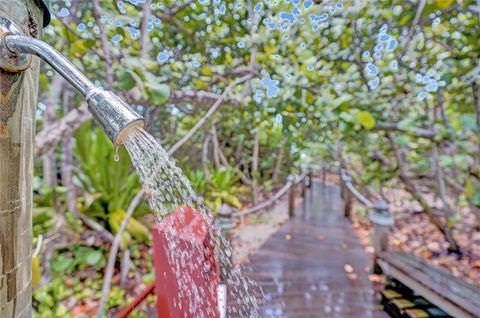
4 35 96 96
0 14 145 146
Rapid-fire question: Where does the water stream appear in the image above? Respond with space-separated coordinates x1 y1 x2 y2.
124 127 264 317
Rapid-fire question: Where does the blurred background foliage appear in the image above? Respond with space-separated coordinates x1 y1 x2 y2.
30 0 480 316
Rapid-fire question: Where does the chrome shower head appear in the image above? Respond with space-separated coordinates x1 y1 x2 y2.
87 90 144 145
0 16 144 146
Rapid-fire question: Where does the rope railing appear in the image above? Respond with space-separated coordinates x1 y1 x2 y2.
231 181 293 218
338 167 393 268
221 164 379 223
229 170 310 218
339 169 373 207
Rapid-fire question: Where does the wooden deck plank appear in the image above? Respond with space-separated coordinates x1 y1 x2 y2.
379 252 480 318
238 182 383 317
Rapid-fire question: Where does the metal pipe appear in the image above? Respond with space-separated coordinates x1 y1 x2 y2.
0 17 144 146
5 35 95 95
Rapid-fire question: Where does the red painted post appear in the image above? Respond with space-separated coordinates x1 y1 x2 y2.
151 206 220 317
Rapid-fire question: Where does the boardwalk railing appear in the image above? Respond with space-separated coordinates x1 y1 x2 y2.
222 164 340 221
220 168 312 219
216 167 312 282
339 170 480 317
339 168 393 269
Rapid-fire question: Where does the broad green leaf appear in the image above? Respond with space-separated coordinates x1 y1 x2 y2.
434 0 454 10
32 256 41 288
117 70 136 90
147 83 170 105
465 178 475 199
471 187 480 206
355 111 376 129
85 250 102 266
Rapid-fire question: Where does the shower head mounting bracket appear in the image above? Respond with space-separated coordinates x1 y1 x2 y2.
0 17 32 72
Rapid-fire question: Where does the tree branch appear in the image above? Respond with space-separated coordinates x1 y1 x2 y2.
375 122 438 139
92 0 114 87
96 190 144 317
167 74 253 155
35 104 92 157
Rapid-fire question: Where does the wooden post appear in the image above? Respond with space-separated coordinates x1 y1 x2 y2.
0 2 44 317
341 174 353 219
287 176 295 218
307 167 313 189
369 200 393 273
301 178 306 200
217 206 234 282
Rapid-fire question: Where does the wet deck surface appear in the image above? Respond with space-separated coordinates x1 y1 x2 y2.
244 182 388 318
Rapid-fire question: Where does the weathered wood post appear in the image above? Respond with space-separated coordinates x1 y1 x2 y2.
341 174 353 219
287 175 296 218
217 205 235 282
369 200 393 273
0 1 48 317
300 172 307 200
306 165 313 189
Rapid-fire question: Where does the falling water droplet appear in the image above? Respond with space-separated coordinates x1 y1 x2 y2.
114 146 120 162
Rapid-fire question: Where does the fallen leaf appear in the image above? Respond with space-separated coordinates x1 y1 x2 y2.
368 274 382 283
318 235 325 241
347 273 358 280
344 264 354 273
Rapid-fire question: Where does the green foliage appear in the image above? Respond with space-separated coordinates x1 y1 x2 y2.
184 168 207 194
32 0 480 314
33 207 55 236
146 82 170 105
185 167 247 213
108 209 151 247
75 122 140 214
51 245 105 274
355 112 376 130
74 123 151 244
33 278 74 318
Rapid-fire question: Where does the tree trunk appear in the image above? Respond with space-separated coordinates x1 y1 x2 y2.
251 129 260 204
42 74 64 187
388 136 462 254
472 82 480 166
470 82 480 229
61 88 77 216
0 1 44 317
272 138 285 183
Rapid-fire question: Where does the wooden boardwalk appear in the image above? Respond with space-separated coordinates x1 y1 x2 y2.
244 182 389 318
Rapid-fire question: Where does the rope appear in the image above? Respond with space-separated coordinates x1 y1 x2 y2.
340 169 373 207
231 172 308 218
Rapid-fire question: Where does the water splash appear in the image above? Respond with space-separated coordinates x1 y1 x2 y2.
124 128 264 317
114 146 120 162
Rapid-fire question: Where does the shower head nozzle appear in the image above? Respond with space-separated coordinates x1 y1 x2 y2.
87 90 145 146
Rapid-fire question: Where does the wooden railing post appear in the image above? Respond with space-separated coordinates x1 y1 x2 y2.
300 180 305 200
300 174 307 200
287 176 295 218
218 205 235 281
369 200 393 273
307 166 313 189
341 174 353 219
